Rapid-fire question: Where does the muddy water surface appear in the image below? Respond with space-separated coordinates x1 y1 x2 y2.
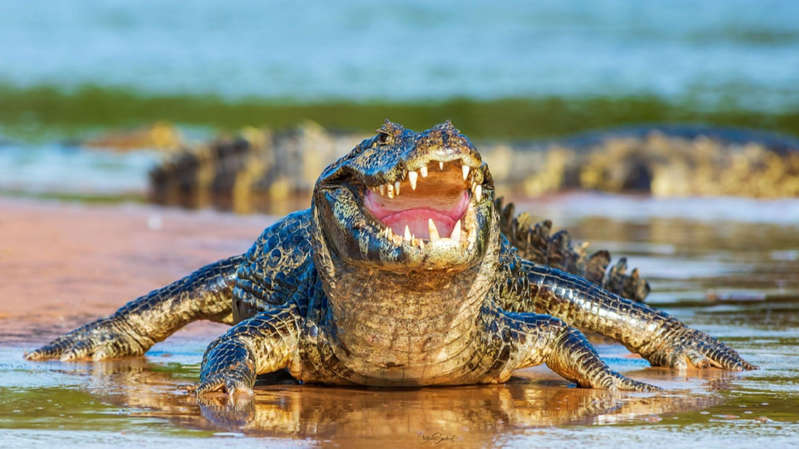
1 195 798 448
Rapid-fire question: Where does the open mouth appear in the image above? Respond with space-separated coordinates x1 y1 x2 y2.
364 161 483 242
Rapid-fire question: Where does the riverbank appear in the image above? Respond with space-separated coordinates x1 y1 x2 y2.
0 197 270 343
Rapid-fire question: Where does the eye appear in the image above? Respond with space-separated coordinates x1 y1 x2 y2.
377 132 392 145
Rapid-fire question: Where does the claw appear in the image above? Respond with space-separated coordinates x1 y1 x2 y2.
686 350 719 369
194 375 254 404
195 378 226 396
24 350 43 361
609 372 661 392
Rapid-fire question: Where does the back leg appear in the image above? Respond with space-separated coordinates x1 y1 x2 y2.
497 311 658 391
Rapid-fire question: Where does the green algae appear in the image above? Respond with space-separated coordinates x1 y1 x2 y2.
2 83 798 142
0 190 147 205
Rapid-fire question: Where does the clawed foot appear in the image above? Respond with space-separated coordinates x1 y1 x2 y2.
193 370 255 401
195 336 257 401
646 327 756 371
24 317 147 361
600 371 661 392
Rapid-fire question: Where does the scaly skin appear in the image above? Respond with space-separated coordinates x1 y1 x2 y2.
26 121 754 399
26 255 243 361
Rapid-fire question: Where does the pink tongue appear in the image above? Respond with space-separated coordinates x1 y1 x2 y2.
383 210 455 239
365 190 468 239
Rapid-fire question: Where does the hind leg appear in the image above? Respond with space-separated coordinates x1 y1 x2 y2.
497 311 658 392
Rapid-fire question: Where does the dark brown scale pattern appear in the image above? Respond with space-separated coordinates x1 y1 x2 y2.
26 121 755 398
231 210 315 322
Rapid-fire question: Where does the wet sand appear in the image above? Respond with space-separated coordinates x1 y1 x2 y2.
0 197 271 342
1 196 798 448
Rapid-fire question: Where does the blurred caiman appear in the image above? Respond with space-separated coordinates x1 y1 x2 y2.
148 123 799 214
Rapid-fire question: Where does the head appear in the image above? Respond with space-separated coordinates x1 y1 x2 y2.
311 120 497 274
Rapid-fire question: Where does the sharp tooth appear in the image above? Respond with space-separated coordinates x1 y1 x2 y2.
404 225 411 241
394 181 401 195
379 184 386 196
474 184 482 202
408 171 418 190
451 219 461 241
387 183 394 199
439 161 444 170
462 165 470 180
428 218 439 241
420 165 428 178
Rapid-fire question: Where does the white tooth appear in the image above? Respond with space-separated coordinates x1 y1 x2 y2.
420 165 428 178
395 181 401 195
404 225 411 241
428 218 439 241
408 171 418 190
439 161 444 170
474 184 482 202
387 184 394 199
379 184 386 196
451 220 461 241
462 165 470 180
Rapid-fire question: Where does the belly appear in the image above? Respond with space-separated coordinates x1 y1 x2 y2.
294 327 509 386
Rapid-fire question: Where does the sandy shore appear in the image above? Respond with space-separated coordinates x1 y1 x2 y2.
0 197 277 343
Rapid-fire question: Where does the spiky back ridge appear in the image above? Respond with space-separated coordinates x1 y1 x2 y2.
495 198 650 302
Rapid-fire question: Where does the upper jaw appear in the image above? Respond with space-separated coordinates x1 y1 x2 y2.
364 149 485 198
366 158 485 204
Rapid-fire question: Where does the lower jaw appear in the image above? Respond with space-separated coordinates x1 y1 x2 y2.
365 190 469 240
383 212 456 238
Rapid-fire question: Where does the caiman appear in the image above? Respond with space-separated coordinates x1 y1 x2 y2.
148 123 799 214
26 121 755 397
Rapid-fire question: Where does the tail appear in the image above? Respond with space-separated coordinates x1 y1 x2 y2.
496 198 650 302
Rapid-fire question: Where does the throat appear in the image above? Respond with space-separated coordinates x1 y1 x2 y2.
326 264 487 363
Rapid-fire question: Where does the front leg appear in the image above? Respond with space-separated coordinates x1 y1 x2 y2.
499 311 657 391
518 262 756 371
25 255 244 361
196 304 301 398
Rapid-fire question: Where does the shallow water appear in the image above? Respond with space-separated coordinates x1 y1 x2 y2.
0 143 159 196
2 1 798 108
1 196 798 448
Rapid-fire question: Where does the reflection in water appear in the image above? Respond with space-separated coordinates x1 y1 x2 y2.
69 358 728 449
